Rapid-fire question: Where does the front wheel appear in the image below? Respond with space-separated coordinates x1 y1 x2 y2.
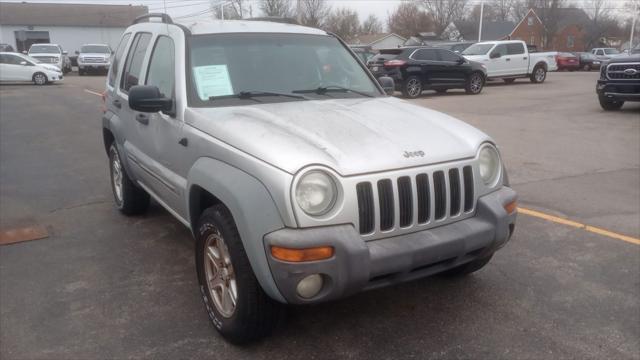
32 72 47 85
196 205 284 344
530 66 547 83
465 72 484 94
401 76 423 99
598 95 624 111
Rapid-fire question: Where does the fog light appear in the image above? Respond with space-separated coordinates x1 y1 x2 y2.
296 274 323 299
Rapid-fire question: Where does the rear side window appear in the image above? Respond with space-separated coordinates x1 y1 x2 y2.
108 33 131 87
145 36 175 98
437 49 461 62
120 32 152 92
413 49 438 61
506 43 525 55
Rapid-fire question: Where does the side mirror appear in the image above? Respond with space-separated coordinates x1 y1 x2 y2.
378 76 395 95
490 52 502 59
129 85 174 115
457 57 465 64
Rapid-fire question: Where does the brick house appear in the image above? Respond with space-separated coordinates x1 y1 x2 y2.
509 8 590 52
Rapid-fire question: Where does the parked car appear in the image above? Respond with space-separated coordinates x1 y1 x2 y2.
0 52 64 85
27 43 71 73
591 48 622 61
77 44 112 75
103 14 517 343
556 52 580 71
462 40 558 84
367 47 487 98
596 54 640 110
575 52 601 71
432 41 475 54
0 43 14 52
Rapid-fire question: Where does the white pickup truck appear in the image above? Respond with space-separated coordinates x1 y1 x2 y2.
462 40 557 84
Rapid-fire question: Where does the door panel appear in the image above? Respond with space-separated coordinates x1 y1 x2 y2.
436 49 467 86
488 44 509 76
506 43 528 75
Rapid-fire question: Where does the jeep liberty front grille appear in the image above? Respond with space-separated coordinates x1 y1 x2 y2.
356 165 475 236
606 63 640 80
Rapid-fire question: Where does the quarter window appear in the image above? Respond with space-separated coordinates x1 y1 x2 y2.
108 33 131 87
120 32 152 92
506 43 525 55
146 36 175 98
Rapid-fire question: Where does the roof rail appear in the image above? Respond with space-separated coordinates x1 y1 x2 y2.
132 13 173 25
247 17 299 25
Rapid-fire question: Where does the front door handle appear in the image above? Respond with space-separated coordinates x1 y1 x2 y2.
112 99 122 109
506 58 511 61
135 113 149 125
523 57 528 60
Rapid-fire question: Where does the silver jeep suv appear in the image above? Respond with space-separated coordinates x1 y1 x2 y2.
103 14 517 343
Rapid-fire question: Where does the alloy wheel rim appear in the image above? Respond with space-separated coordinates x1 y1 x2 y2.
204 231 237 318
34 74 45 84
535 68 545 81
470 75 482 93
111 151 123 204
407 79 421 97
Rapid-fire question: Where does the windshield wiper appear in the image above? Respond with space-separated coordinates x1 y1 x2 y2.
293 85 374 98
208 90 308 101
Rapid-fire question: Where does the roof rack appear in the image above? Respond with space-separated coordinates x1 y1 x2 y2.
132 13 173 25
247 17 299 25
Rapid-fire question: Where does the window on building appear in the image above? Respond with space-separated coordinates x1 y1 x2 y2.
145 36 175 99
530 35 536 45
567 35 575 48
528 16 534 26
120 32 152 92
108 33 131 88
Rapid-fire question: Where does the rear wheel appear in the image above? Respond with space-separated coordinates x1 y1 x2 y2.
196 205 284 344
401 76 423 99
441 254 494 276
465 72 484 94
32 72 47 85
598 95 624 111
530 65 547 83
503 78 516 84
108 143 149 215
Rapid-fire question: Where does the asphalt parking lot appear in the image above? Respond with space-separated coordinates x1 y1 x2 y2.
1 72 639 359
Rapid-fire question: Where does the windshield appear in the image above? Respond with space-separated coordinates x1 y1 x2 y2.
29 45 60 54
604 49 620 55
462 43 494 56
188 33 380 107
81 45 110 53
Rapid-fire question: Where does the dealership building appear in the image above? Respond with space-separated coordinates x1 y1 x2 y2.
0 2 147 53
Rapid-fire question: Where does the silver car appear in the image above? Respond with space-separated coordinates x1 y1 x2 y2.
103 14 517 344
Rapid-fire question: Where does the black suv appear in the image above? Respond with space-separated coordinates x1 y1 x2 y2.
368 47 487 98
597 55 640 110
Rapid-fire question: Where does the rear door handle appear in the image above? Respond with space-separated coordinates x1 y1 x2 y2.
135 113 149 125
112 99 122 109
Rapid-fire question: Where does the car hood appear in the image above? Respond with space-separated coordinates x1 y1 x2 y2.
185 97 491 176
80 52 110 59
29 53 61 57
39 63 61 72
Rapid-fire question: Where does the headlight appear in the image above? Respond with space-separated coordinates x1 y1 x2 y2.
478 144 501 186
295 170 338 216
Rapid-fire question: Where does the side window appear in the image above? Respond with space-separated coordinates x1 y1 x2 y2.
596 50 604 55
108 33 131 87
491 44 508 57
146 36 175 98
120 32 152 93
0 54 9 64
4 55 22 65
507 43 525 55
413 49 438 61
437 49 461 62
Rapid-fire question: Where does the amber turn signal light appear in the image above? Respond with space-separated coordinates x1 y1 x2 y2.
504 200 517 214
270 246 334 262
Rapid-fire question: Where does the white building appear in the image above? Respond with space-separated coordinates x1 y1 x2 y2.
0 2 147 53
350 33 407 50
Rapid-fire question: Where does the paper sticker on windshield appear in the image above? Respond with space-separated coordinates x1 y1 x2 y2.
193 65 234 99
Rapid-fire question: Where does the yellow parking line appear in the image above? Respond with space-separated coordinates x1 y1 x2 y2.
517 207 640 246
83 89 102 97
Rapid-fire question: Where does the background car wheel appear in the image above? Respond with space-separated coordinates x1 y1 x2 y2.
401 76 423 99
530 65 547 83
503 78 516 84
32 72 48 85
108 143 149 215
598 95 624 111
78 69 85 76
465 72 484 94
196 205 284 344
441 253 494 276
583 64 591 71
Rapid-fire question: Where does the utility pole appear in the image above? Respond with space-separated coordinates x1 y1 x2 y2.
478 0 484 42
297 0 302 24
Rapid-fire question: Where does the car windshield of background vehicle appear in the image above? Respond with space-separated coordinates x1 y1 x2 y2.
29 45 60 54
604 49 620 55
462 43 494 56
21 54 41 63
188 33 381 107
81 45 110 53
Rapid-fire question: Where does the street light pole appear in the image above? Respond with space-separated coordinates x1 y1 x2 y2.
478 0 484 42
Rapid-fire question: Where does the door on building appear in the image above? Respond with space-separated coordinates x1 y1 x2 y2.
14 31 50 52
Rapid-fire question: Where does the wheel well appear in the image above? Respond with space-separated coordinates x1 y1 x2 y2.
535 62 547 70
189 185 223 230
102 128 115 155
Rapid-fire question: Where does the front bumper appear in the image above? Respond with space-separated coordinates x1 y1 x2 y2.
264 186 517 304
597 80 640 102
78 63 111 70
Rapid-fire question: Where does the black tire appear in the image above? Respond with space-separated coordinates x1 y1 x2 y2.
401 75 423 99
196 205 284 344
503 78 516 84
441 253 494 277
583 64 591 71
108 143 149 215
465 72 484 94
530 65 547 83
598 95 624 111
78 69 85 76
32 72 48 85
435 89 447 94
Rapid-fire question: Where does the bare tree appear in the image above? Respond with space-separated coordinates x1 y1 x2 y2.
466 3 499 22
361 14 384 34
211 0 246 19
387 2 434 38
491 0 516 21
418 0 469 35
299 0 331 28
260 0 292 17
323 7 360 41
